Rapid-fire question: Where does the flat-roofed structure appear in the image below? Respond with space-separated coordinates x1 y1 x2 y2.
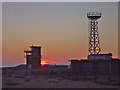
69 58 119 82
87 53 112 60
24 45 41 69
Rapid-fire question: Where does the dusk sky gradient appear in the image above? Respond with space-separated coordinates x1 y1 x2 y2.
2 2 118 66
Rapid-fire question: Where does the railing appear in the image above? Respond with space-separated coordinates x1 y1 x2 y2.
24 49 31 52
87 12 101 17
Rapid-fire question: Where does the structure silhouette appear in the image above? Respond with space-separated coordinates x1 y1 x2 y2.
87 12 101 55
24 45 41 69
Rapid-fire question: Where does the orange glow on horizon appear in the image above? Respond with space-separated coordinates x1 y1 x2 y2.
41 59 56 66
41 60 47 66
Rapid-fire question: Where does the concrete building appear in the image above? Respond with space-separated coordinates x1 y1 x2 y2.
69 53 119 73
24 45 41 69
69 59 119 79
87 53 112 60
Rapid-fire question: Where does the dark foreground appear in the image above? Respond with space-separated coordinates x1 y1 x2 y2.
2 64 119 88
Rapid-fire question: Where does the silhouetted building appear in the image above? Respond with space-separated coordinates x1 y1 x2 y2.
24 45 41 69
87 53 112 60
69 59 119 79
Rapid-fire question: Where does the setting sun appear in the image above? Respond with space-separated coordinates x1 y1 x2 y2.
41 60 47 66
41 59 56 66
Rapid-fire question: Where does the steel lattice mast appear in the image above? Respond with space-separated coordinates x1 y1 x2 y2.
87 12 102 55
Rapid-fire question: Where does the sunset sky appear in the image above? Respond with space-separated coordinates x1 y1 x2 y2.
2 2 118 66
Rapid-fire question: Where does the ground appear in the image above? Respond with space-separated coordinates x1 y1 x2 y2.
2 65 119 88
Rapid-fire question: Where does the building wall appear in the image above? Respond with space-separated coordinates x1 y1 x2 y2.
25 46 41 69
88 54 112 60
70 60 119 76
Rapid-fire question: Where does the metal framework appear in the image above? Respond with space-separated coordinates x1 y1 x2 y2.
87 12 102 55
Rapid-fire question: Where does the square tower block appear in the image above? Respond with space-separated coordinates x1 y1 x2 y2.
24 45 41 69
